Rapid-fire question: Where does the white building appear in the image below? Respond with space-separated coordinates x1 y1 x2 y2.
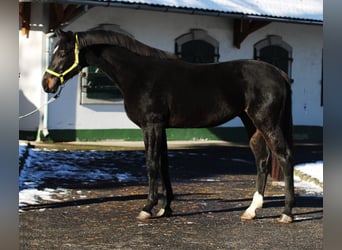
19 0 323 143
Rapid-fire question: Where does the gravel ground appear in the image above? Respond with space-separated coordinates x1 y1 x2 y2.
19 143 323 249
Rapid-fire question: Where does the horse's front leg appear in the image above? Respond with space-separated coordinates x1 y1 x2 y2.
156 128 174 218
137 123 165 220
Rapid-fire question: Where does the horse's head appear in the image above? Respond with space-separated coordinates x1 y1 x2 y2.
42 29 80 93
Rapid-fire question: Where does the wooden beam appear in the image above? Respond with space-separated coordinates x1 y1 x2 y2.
19 2 31 36
19 2 91 34
48 3 92 32
49 3 63 32
64 5 80 21
233 19 271 49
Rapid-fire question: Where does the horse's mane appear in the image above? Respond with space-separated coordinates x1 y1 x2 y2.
77 30 176 60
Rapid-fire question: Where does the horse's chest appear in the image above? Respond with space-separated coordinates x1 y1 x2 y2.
123 97 168 126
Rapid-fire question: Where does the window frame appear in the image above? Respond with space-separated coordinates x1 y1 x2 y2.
80 66 124 105
175 29 220 63
254 35 293 81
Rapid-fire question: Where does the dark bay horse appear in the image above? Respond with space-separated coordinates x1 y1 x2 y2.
42 29 294 223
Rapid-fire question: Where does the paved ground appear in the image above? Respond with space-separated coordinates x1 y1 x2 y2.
19 142 323 249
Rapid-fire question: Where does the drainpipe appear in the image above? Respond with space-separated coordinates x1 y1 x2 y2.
37 32 54 141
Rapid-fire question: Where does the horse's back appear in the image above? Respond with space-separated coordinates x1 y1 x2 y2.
126 58 290 128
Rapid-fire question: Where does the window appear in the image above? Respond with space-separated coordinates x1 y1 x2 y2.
80 24 131 105
175 29 219 63
254 35 293 81
80 66 123 104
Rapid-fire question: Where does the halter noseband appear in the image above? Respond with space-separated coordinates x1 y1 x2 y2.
45 34 80 84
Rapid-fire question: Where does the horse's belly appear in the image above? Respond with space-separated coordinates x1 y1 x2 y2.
168 107 237 128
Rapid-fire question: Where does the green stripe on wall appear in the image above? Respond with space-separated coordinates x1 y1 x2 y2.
22 126 322 144
39 128 248 142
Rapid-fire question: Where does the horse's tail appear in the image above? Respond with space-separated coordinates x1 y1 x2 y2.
280 70 294 155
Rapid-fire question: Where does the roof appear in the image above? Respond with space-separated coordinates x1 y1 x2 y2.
20 0 322 24
97 0 323 23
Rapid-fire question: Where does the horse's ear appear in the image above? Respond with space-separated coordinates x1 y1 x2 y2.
55 28 66 38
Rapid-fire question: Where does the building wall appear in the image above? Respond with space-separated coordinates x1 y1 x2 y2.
19 30 46 132
19 6 323 141
245 22 323 127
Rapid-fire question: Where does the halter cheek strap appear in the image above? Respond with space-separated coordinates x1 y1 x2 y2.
45 34 80 84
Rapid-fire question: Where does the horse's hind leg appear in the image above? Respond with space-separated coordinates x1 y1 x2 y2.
241 130 272 220
259 127 294 223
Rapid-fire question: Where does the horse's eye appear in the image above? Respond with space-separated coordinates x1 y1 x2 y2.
53 45 67 57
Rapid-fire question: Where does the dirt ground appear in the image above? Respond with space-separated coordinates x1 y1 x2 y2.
19 143 323 249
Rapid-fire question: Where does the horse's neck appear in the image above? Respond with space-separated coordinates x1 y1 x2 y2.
84 45 142 93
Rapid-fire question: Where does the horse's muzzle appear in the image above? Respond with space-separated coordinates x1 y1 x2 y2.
42 76 59 93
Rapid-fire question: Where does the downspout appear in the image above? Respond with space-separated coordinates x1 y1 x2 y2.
37 32 54 141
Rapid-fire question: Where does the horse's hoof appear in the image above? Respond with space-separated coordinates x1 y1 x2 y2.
136 211 152 221
277 214 293 223
156 208 172 218
240 210 256 221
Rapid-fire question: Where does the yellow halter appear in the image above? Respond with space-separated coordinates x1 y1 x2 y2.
45 34 80 84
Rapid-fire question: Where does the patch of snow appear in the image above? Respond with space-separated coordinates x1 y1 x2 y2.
19 147 147 207
293 175 323 195
277 161 323 195
116 173 138 182
295 161 323 183
18 145 323 209
19 188 69 207
194 178 219 182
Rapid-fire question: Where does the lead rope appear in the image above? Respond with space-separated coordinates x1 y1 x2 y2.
18 86 63 119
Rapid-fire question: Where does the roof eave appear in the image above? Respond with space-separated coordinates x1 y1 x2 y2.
21 0 323 25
